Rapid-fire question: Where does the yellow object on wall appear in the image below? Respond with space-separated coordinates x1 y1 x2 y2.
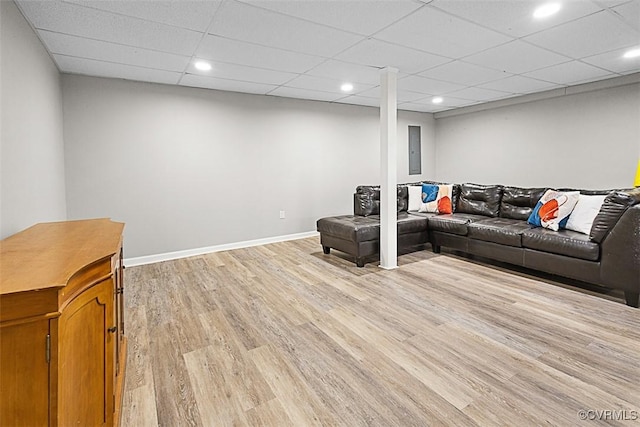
635 159 640 187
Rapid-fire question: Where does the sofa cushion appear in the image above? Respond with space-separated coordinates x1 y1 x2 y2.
317 215 380 242
468 218 531 247
354 192 376 216
457 183 503 217
427 213 487 236
354 185 409 216
397 213 430 235
521 228 600 261
500 186 547 220
317 213 428 243
590 189 640 243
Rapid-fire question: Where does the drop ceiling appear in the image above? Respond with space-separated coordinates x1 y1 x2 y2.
15 0 640 113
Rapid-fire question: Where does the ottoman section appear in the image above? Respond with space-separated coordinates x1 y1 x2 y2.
316 214 428 267
317 215 382 267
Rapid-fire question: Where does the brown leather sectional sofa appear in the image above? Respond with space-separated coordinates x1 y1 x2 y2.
316 182 640 307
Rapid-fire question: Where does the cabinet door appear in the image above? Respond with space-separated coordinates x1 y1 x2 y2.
0 320 50 426
58 279 115 427
114 249 124 375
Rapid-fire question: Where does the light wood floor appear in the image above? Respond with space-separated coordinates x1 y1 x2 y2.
121 237 640 426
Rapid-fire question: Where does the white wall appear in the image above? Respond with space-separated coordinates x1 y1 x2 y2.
435 83 640 190
0 0 67 238
62 75 435 258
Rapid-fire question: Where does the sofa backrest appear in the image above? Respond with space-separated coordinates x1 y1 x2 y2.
354 185 408 216
457 183 503 217
500 186 547 220
590 189 640 243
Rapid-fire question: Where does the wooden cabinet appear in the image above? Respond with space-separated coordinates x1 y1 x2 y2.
0 219 126 427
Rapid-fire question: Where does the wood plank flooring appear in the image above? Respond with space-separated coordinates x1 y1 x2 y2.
121 237 640 426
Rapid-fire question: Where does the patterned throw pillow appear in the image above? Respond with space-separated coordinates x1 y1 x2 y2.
419 184 439 213
419 184 453 214
436 185 453 214
528 190 580 231
422 184 439 203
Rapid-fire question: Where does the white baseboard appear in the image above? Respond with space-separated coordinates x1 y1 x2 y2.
124 231 319 267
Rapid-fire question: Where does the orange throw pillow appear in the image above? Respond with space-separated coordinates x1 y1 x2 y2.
437 195 452 214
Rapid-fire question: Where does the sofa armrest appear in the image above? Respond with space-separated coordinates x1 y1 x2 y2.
600 204 640 293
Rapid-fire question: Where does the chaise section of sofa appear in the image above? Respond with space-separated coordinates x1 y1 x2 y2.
317 184 429 267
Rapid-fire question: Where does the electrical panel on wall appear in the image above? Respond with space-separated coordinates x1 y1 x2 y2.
408 125 421 175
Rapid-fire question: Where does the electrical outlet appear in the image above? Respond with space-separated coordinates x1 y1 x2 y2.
279 210 286 219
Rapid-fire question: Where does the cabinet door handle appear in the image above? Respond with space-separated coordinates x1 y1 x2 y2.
108 326 117 333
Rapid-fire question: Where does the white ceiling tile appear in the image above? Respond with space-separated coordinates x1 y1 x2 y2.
593 0 635 7
335 39 450 74
39 30 191 72
524 10 640 58
463 40 569 74
239 0 422 36
398 102 448 113
397 75 465 95
179 74 277 94
305 60 381 85
479 75 561 94
374 6 512 58
522 60 615 85
418 60 512 86
284 74 374 94
333 95 380 108
54 54 182 84
355 86 428 103
435 96 479 108
208 0 364 57
17 0 202 55
268 86 344 102
582 46 640 74
197 35 325 73
612 1 640 31
430 0 602 38
186 61 298 85
406 95 478 109
445 86 514 102
64 0 221 32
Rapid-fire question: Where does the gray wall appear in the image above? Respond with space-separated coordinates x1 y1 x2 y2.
434 83 640 189
0 0 67 238
62 75 435 257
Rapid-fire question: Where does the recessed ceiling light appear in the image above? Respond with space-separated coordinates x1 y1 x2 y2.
340 83 354 92
623 48 640 59
194 60 212 71
432 97 443 104
533 2 561 18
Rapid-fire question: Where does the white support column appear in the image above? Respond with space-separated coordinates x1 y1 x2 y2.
379 67 398 269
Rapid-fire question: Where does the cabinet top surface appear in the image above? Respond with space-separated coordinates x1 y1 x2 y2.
0 219 124 295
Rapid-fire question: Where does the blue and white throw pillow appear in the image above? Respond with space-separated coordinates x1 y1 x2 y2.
528 189 580 231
